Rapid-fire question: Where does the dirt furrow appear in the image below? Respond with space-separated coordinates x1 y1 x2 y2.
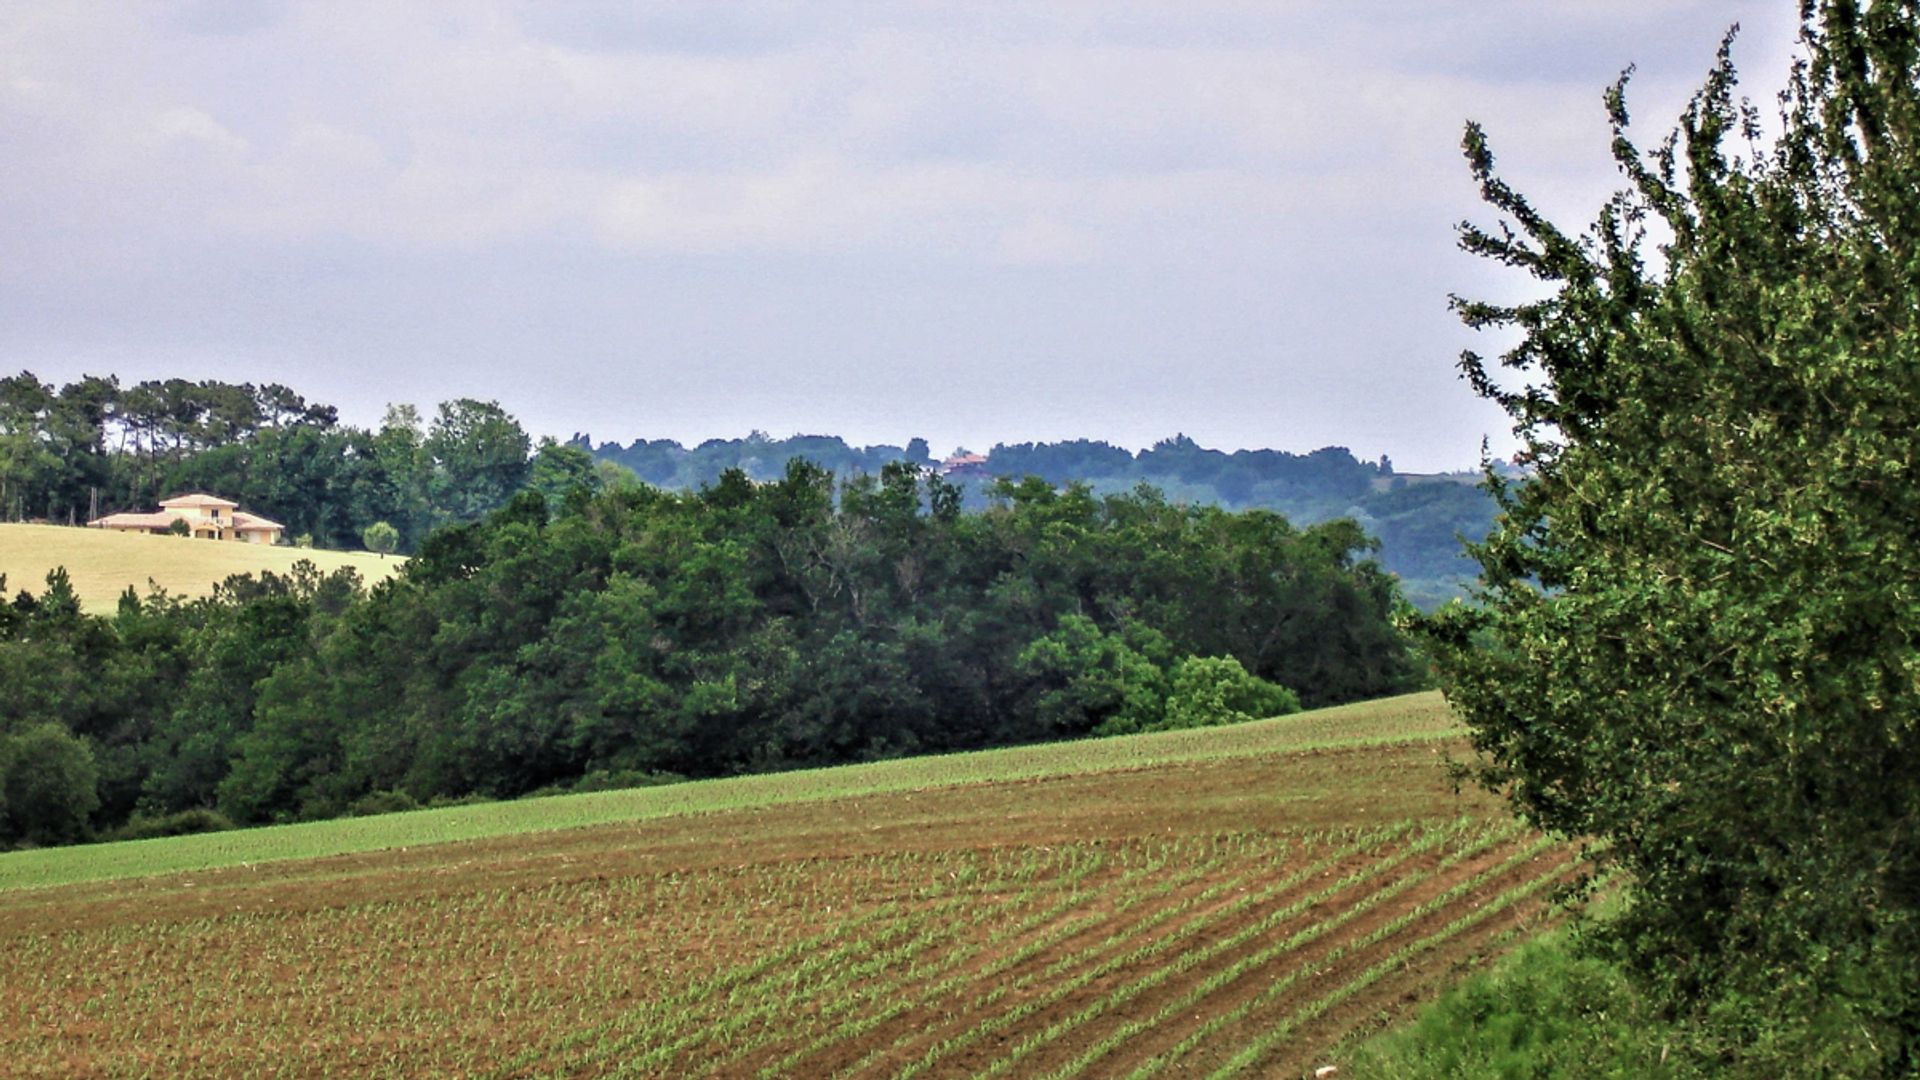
1008 828 1540 1079
893 827 1462 1080
1168 847 1582 1078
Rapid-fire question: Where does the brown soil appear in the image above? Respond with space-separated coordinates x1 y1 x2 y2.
0 736 1560 1079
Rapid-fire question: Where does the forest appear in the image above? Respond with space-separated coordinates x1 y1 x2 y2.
0 371 1497 602
586 431 1498 600
0 460 1421 846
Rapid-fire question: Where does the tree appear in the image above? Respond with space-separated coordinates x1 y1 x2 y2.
526 439 602 515
361 520 399 556
1160 656 1297 731
425 399 531 525
1 723 100 845
1422 3 1920 1069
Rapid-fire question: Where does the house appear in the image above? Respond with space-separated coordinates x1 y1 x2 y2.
89 493 286 545
941 452 990 478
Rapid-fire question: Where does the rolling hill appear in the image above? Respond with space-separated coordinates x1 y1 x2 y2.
0 523 405 613
0 692 1577 1077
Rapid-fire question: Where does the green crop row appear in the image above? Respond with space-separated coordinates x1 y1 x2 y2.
892 820 1448 1080
1200 841 1571 1078
984 819 1523 1079
1041 819 1531 1079
817 836 1271 1080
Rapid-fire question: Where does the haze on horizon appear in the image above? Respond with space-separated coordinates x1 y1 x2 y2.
0 2 1799 473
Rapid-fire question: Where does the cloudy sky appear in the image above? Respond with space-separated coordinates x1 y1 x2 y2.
2 2 1799 470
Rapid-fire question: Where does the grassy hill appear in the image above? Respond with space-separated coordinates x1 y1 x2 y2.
0 692 1574 1078
0 522 404 612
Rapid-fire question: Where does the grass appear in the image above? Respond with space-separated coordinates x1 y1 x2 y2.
0 689 1572 1078
0 691 1457 892
0 522 405 613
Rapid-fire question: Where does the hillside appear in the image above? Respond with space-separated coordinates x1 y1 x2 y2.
0 523 404 612
0 692 1578 1077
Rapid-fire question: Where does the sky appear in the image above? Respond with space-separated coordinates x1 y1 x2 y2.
1 2 1802 471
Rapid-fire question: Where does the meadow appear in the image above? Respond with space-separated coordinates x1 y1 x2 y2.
0 691 1577 1078
0 523 404 613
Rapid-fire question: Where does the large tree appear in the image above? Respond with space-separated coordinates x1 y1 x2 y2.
1424 2 1920 1069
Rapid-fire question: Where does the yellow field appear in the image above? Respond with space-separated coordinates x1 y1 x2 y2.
0 523 404 612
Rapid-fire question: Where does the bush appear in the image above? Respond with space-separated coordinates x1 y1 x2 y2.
425 792 496 809
345 789 420 817
1018 615 1171 737
361 520 399 555
110 807 236 841
1351 931 1699 1078
572 769 687 793
1161 655 1299 731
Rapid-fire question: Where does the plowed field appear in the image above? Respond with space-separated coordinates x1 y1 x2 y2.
0 692 1575 1077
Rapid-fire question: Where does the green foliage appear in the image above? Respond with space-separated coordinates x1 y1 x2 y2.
360 520 399 555
1161 656 1300 732
424 398 532 525
1351 932 1703 1079
0 461 1420 841
110 808 235 841
1421 2 1920 1069
1018 616 1170 737
165 517 190 536
346 789 420 817
1 723 100 846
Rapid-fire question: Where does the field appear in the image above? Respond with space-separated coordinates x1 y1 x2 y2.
0 523 405 612
0 692 1577 1078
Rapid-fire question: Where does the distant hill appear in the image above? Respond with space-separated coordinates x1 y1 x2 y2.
577 432 1503 607
0 524 404 613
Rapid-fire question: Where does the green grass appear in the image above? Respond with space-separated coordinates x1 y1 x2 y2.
1343 925 1693 1078
0 691 1457 893
0 522 404 612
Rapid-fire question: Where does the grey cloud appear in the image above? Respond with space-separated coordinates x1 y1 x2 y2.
0 2 1810 469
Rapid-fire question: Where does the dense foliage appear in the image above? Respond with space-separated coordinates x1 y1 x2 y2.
0 464 1419 842
0 374 598 551
1423 2 1920 1071
0 371 1496 599
1351 932 1697 1078
586 431 1501 599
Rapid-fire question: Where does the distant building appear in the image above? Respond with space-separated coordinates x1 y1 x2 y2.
89 493 285 545
941 452 990 478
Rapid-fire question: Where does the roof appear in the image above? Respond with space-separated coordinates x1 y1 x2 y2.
89 505 285 531
158 493 239 509
89 512 177 529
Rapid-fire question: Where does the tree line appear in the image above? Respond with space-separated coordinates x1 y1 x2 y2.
0 373 612 552
1 371 1497 603
0 464 1422 846
583 431 1501 602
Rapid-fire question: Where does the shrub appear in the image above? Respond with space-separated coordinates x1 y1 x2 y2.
111 807 236 841
1351 932 1701 1078
572 769 687 793
1161 655 1299 731
345 789 420 817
